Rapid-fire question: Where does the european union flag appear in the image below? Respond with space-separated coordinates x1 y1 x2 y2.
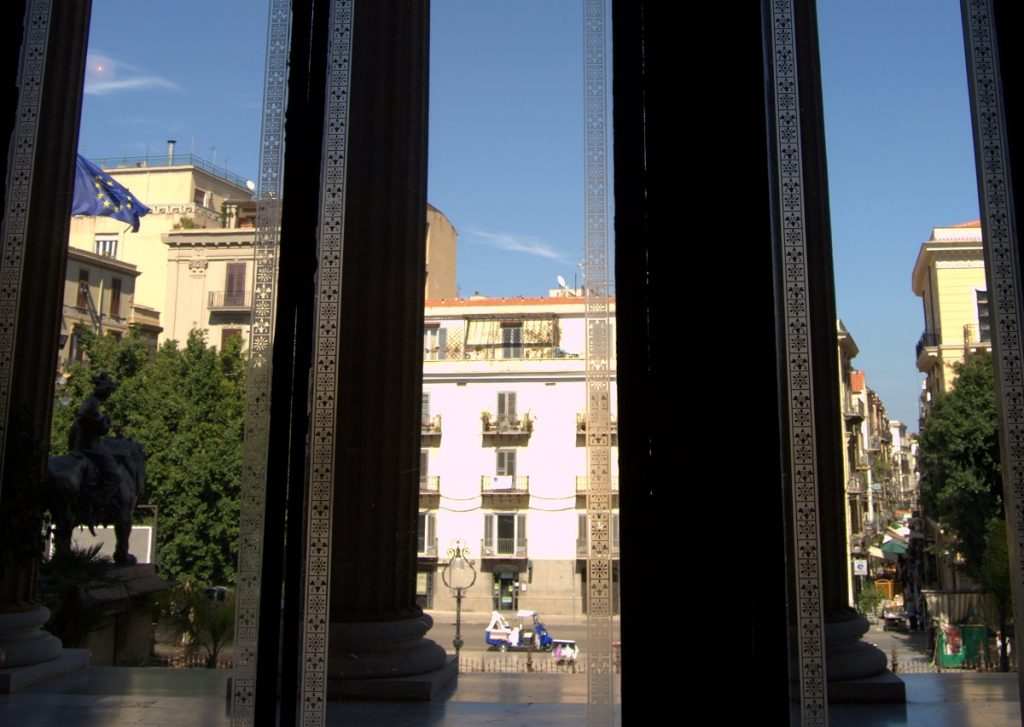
71 154 150 232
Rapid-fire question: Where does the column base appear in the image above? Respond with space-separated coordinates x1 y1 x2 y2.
0 607 62 668
327 654 458 701
0 649 89 693
825 614 889 681
327 613 453 700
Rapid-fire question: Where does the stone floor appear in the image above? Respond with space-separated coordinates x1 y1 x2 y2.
0 665 1021 725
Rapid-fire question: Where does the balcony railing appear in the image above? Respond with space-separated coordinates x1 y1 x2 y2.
417 538 438 557
481 538 527 558
419 476 440 494
91 153 250 189
575 475 620 494
481 414 534 436
208 290 251 310
915 330 940 360
575 412 619 434
963 323 992 350
576 538 620 558
481 475 529 495
421 414 442 436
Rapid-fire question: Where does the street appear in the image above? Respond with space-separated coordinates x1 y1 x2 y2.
425 611 620 657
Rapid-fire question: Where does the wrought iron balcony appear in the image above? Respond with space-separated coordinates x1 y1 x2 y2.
481 413 533 438
419 475 440 494
575 475 620 494
915 330 940 360
480 538 527 558
481 475 529 495
421 414 442 436
208 290 251 311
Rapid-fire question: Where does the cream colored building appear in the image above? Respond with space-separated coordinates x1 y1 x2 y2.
160 204 457 348
417 293 617 616
59 247 161 368
67 152 254 334
425 203 457 300
912 220 990 420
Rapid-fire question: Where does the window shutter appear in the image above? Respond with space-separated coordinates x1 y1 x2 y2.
578 513 588 542
427 512 435 543
484 514 494 545
421 392 430 425
497 391 506 421
516 514 527 550
508 392 517 420
420 449 428 483
507 450 516 477
438 327 447 359
109 278 122 316
225 262 246 305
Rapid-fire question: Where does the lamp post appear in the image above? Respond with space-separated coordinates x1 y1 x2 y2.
441 538 477 656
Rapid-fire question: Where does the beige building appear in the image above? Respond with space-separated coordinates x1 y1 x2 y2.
160 203 457 347
912 220 991 420
67 151 254 329
425 203 457 300
59 247 160 368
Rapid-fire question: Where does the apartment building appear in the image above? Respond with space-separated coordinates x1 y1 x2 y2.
912 220 991 422
418 293 618 616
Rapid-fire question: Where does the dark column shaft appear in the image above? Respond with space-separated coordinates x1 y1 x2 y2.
328 0 430 623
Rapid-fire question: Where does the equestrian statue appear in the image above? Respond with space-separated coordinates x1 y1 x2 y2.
46 373 145 565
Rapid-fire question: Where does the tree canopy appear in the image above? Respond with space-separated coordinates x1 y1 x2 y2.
918 352 1002 580
52 328 245 587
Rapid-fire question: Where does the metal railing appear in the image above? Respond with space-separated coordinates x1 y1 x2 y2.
421 414 442 435
481 475 530 494
208 290 251 309
482 415 534 435
915 330 940 360
481 538 527 558
420 475 440 494
92 154 250 189
575 475 620 493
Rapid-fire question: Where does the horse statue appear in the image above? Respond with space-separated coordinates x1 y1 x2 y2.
46 374 146 566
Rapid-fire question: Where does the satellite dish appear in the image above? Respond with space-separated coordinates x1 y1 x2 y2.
556 275 567 289
246 180 256 191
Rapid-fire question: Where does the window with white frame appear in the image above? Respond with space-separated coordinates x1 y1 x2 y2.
417 510 435 555
424 325 447 360
497 391 517 427
484 512 526 556
95 234 118 258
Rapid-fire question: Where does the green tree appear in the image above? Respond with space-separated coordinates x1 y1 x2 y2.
918 352 1002 580
52 329 245 587
981 519 1012 671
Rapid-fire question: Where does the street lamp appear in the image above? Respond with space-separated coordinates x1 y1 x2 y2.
441 538 477 656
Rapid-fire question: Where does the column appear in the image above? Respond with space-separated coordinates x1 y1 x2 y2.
324 0 450 698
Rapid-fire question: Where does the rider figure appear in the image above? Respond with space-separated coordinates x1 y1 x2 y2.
68 373 120 526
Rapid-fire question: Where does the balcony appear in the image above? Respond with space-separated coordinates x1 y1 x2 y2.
419 475 440 507
915 330 940 364
481 413 533 442
575 412 618 446
576 537 620 559
575 475 620 507
480 537 528 559
208 290 251 312
847 476 866 495
417 537 438 559
480 476 530 506
843 397 865 425
963 323 992 355
421 414 442 444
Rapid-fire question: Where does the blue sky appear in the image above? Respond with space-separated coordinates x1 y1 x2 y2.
80 0 979 429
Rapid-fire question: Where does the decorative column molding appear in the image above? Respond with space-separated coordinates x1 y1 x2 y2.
961 0 1024 705
230 0 290 723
